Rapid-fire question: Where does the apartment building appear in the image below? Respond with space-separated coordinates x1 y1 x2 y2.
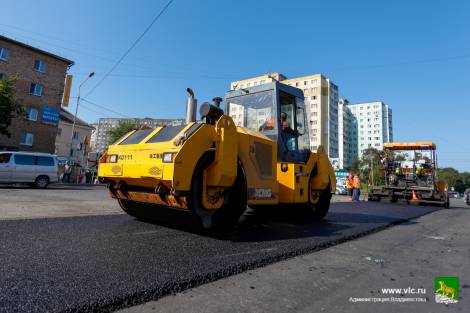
0 35 73 153
338 98 358 168
230 72 287 90
92 117 184 153
230 72 339 158
347 101 393 158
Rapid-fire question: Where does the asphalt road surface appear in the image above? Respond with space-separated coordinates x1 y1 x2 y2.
0 188 443 313
123 199 469 313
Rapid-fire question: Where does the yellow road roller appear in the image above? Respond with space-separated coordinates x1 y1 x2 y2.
98 82 336 232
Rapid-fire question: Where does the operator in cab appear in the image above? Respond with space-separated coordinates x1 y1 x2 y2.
280 112 299 151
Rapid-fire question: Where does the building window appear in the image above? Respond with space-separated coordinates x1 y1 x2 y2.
0 47 8 61
304 81 307 85
29 83 43 96
73 131 79 139
33 59 46 73
26 107 38 121
295 82 299 87
20 133 34 146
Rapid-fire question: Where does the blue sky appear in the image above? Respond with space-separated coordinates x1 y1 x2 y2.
1 0 469 170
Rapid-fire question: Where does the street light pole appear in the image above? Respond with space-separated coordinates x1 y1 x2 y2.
69 72 95 158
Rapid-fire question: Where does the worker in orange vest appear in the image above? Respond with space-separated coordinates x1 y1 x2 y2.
346 173 354 201
352 174 361 202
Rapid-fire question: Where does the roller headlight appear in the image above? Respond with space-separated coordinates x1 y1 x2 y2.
109 154 118 163
163 152 175 163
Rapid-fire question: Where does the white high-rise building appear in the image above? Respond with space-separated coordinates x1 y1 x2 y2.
338 98 358 168
347 101 393 158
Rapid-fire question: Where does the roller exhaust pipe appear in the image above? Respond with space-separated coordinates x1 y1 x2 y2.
186 88 197 124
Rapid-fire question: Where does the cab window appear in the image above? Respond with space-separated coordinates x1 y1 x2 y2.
296 98 309 151
279 91 297 151
227 90 274 133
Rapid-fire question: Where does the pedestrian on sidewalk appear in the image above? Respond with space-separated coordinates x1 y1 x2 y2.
352 174 361 202
346 173 354 201
62 161 72 183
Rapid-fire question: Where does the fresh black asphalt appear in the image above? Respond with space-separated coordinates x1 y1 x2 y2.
0 201 439 313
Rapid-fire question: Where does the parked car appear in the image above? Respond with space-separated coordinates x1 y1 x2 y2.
448 191 460 198
0 151 59 188
465 189 470 206
335 184 348 195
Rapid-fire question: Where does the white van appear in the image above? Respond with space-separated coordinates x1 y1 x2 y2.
0 151 59 188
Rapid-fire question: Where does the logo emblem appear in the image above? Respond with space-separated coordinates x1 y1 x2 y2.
435 276 458 304
249 188 273 200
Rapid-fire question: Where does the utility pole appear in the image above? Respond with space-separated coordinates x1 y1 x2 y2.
69 72 95 159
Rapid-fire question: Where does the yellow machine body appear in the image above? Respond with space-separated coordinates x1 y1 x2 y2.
98 121 335 206
98 82 336 230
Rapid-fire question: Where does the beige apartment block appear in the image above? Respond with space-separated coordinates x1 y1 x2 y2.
55 108 94 166
230 72 287 90
230 72 339 158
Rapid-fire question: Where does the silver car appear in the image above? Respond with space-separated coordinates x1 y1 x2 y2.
0 151 59 188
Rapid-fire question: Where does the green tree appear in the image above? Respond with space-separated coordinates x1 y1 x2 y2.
356 147 385 187
438 168 470 193
107 121 137 144
0 76 24 137
437 167 460 189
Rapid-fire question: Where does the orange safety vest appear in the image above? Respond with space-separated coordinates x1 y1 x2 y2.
353 176 361 189
346 177 354 190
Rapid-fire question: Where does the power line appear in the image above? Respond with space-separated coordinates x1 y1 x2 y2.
85 0 175 98
80 98 132 118
71 71 237 80
79 102 110 116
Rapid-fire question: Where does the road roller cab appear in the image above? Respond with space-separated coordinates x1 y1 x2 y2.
98 82 336 232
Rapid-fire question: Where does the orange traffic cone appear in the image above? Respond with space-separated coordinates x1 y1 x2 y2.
411 190 419 202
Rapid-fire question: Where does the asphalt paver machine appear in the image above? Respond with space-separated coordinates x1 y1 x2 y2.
98 82 336 232
368 142 449 207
